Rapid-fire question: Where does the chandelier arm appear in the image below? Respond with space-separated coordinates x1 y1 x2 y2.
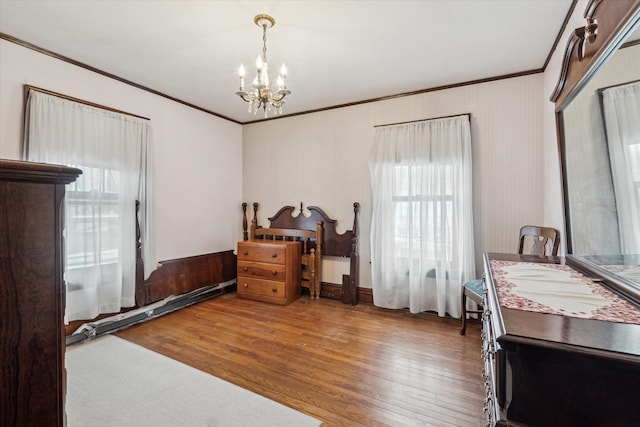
270 93 288 102
237 93 252 103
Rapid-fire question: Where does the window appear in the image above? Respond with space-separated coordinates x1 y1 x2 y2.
65 168 121 289
24 88 156 321
392 164 454 264
629 142 640 202
602 81 640 254
369 115 475 316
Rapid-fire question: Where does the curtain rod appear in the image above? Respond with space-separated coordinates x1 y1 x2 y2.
374 113 471 128
596 78 640 94
23 85 150 121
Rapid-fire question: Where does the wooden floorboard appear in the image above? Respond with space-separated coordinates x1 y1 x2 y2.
116 292 485 427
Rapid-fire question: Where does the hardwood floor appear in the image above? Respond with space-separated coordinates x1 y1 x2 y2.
116 292 485 427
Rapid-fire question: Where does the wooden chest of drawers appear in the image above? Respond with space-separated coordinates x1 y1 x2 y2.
1 160 81 427
237 240 302 305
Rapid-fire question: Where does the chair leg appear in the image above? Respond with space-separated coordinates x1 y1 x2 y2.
460 291 467 335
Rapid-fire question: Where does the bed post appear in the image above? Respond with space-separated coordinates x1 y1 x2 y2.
253 202 259 228
314 220 324 299
242 202 248 241
344 202 360 305
249 218 257 240
135 200 146 305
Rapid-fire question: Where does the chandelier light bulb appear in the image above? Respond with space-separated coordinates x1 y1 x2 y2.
280 63 287 76
238 64 245 91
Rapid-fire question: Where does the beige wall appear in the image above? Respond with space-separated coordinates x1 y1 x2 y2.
2 4 586 288
243 74 546 287
0 39 244 262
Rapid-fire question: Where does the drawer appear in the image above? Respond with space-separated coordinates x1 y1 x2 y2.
237 276 286 299
482 296 506 422
238 243 286 264
238 261 286 281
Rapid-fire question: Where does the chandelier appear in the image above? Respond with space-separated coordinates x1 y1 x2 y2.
236 14 291 117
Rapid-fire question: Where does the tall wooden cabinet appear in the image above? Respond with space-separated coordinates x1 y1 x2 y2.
0 159 81 427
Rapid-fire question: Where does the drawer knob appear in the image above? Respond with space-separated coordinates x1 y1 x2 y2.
243 251 249 256
243 267 248 272
272 253 277 258
271 270 277 275
243 283 248 288
272 287 277 292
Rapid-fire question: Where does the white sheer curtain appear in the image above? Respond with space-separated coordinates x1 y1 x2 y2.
24 90 156 321
369 115 475 316
602 81 640 255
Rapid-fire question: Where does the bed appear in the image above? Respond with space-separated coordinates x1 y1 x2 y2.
242 202 360 304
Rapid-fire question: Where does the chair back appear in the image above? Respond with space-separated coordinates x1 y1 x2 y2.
518 225 560 257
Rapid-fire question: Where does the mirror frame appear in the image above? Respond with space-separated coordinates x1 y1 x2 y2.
552 0 640 304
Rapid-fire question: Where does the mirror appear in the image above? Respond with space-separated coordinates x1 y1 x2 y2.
555 2 640 303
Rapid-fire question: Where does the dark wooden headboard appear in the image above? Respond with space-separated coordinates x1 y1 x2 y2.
242 202 360 304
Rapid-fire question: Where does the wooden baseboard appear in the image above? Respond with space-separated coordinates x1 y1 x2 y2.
358 287 373 304
320 282 373 304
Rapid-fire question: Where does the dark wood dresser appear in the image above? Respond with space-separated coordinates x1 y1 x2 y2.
482 252 640 427
1 159 81 426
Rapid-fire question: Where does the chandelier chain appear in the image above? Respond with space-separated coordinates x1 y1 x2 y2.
262 24 267 62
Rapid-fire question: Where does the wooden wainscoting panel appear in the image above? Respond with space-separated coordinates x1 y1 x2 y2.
117 293 485 426
139 250 237 306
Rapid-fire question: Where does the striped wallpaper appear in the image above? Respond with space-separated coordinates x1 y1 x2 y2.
243 74 546 287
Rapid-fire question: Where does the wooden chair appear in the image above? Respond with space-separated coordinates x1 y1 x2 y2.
459 225 560 335
518 225 560 258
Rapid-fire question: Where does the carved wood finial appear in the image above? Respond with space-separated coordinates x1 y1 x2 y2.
577 17 599 61
550 0 603 103
352 202 360 237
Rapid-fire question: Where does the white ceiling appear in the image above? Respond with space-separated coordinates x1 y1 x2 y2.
0 0 573 124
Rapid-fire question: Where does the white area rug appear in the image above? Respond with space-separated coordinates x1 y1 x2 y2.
66 335 322 427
